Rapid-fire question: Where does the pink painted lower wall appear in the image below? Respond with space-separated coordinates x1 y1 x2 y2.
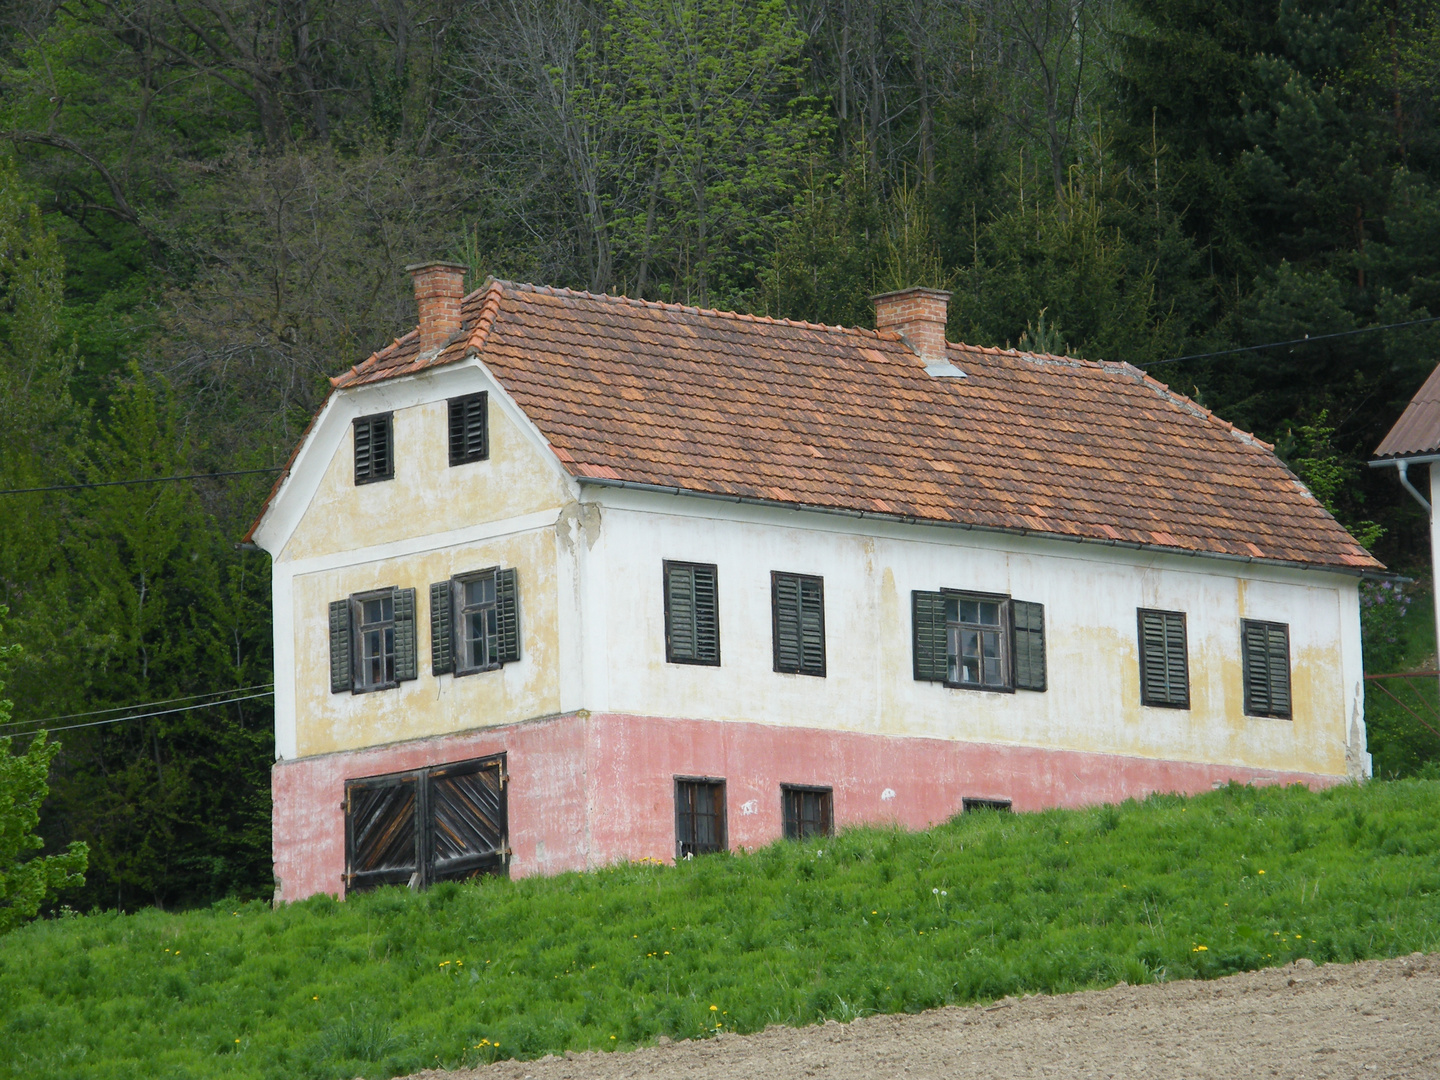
272 712 1341 902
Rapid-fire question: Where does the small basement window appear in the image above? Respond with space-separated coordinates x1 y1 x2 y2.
354 412 393 484
675 777 726 858
782 785 833 839
962 797 1012 813
448 392 488 466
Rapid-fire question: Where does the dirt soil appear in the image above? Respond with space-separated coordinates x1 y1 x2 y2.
414 953 1440 1080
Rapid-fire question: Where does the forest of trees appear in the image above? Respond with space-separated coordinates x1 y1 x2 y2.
1 0 1438 912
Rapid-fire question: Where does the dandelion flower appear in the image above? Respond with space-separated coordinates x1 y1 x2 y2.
710 1005 718 1011
235 1038 241 1044
872 910 878 914
1258 870 1265 875
312 995 318 1001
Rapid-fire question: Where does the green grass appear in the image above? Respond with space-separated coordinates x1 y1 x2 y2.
4 780 1439 1080
1364 583 1440 777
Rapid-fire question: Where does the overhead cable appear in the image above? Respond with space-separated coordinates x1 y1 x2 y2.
0 467 284 497
10 683 276 725
1149 314 1440 367
0 690 274 737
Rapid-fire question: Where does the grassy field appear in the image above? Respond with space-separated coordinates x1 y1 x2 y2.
4 779 1439 1080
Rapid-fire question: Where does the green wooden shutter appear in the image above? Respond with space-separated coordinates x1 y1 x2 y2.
773 573 802 672
798 576 825 676
692 564 719 664
1012 600 1046 691
430 581 454 675
393 587 418 681
1266 624 1291 718
496 567 521 663
329 599 353 694
666 563 696 662
1139 609 1188 707
912 590 948 682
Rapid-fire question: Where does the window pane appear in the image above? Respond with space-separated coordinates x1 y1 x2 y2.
946 626 960 682
978 601 1000 625
363 598 384 625
944 597 959 622
465 577 495 608
959 599 979 623
467 612 487 666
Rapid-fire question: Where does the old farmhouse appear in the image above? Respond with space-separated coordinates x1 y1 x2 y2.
247 263 1380 902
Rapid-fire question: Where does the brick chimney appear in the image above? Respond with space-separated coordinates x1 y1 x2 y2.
407 260 468 357
873 287 952 367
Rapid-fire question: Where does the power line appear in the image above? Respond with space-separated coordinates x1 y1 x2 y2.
0 467 284 497
10 683 276 725
1148 314 1440 367
0 690 275 738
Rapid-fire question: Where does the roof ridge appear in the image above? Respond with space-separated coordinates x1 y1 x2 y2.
1115 360 1275 452
495 279 895 342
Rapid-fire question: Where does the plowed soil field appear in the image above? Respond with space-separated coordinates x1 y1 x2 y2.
414 953 1440 1080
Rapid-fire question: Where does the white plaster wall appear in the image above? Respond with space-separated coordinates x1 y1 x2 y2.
577 489 1364 778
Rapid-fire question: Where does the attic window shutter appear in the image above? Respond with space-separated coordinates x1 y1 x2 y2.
496 567 521 663
430 581 454 675
1012 600 1047 691
665 561 719 666
1243 620 1291 719
773 573 825 677
393 587 418 681
329 599 353 693
912 590 948 682
448 393 489 466
1138 608 1189 708
354 413 393 484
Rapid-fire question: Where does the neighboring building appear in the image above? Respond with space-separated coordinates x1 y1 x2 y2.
248 263 1380 902
1372 365 1440 673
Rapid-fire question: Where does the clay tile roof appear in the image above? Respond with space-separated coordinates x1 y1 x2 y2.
1375 363 1440 459
322 280 1380 572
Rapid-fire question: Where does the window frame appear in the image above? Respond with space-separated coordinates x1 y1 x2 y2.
353 412 394 485
941 589 1014 693
451 567 502 677
781 784 834 840
351 588 398 693
448 392 489 467
1241 619 1292 720
1137 607 1190 709
771 571 826 677
663 560 721 667
674 776 727 858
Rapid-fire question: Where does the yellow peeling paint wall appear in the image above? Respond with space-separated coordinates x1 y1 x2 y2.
290 527 562 756
265 371 575 759
282 394 571 562
579 493 1364 779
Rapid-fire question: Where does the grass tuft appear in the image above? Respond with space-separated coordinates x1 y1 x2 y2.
3 779 1439 1079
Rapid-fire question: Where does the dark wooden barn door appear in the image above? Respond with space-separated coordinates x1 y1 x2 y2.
344 771 420 892
344 754 507 894
426 757 507 882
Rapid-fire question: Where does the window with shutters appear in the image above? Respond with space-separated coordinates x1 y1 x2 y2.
353 413 393 484
329 587 418 694
911 590 1046 692
1137 608 1190 709
782 785 833 839
664 561 720 666
772 572 825 676
448 392 488 466
1242 620 1292 719
430 568 521 677
675 777 726 857
344 753 508 894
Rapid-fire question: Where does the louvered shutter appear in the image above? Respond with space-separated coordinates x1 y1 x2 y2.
692 564 719 664
430 581 454 675
1139 609 1188 707
798 575 826 676
448 393 489 465
773 573 802 672
353 418 372 481
1243 620 1290 718
329 599 353 693
666 563 696 661
496 567 521 663
393 587 418 681
1265 624 1291 718
665 561 719 665
1012 600 1046 691
370 416 391 478
912 590 948 682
